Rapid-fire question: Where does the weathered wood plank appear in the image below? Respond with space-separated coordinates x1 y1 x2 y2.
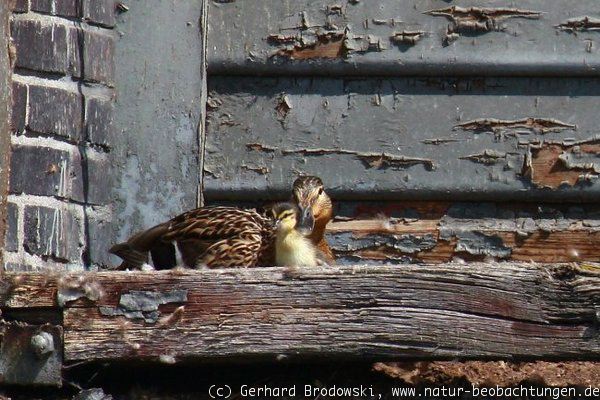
2 264 597 362
208 0 600 76
60 265 600 361
205 76 600 201
326 201 600 264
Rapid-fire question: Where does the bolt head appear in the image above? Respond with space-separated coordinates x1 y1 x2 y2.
31 331 54 358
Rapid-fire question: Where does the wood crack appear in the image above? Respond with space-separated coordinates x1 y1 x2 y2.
245 143 435 170
425 6 542 45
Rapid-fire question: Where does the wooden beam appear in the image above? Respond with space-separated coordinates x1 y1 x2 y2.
1 264 599 362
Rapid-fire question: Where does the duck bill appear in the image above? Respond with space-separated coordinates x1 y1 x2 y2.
297 205 315 236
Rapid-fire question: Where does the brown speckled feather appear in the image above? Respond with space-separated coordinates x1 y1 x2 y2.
110 207 276 269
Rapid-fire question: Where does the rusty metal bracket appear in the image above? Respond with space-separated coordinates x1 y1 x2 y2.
0 321 63 386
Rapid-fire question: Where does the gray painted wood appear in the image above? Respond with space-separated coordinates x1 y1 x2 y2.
34 264 600 361
208 0 600 76
112 1 207 250
0 1 12 267
205 76 600 201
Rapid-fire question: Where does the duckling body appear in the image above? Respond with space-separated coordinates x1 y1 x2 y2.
275 229 318 267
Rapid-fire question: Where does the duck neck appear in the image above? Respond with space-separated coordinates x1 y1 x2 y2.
308 212 331 244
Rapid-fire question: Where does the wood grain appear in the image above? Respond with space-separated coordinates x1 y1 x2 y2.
3 264 598 362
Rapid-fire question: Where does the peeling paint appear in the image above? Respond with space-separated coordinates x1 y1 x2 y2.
245 143 434 170
354 152 434 170
460 150 510 165
390 30 426 46
245 143 277 153
267 34 299 45
328 231 438 255
421 138 463 145
99 289 188 323
272 31 345 60
325 202 600 265
559 152 600 174
241 164 270 175
206 96 222 110
206 77 600 202
326 4 344 16
372 18 400 27
275 93 292 122
556 16 600 33
57 275 104 307
269 29 389 59
282 148 434 170
425 6 542 24
344 34 386 54
439 229 512 259
522 139 600 189
425 6 542 44
455 118 576 135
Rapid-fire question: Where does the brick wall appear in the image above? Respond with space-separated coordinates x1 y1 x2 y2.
5 0 116 271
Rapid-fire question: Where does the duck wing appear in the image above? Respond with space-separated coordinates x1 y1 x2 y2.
163 207 272 268
108 222 172 270
109 207 273 269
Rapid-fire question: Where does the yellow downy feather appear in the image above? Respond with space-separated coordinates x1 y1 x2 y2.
275 229 318 267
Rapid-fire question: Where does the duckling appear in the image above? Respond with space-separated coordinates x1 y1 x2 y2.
271 202 318 267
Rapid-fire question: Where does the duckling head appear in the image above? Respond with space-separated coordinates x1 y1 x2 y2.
271 202 310 236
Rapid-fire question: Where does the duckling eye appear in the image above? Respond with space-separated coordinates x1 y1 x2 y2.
278 211 294 220
317 188 323 196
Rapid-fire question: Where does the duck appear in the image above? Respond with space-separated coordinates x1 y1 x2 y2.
108 176 334 269
291 176 335 264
